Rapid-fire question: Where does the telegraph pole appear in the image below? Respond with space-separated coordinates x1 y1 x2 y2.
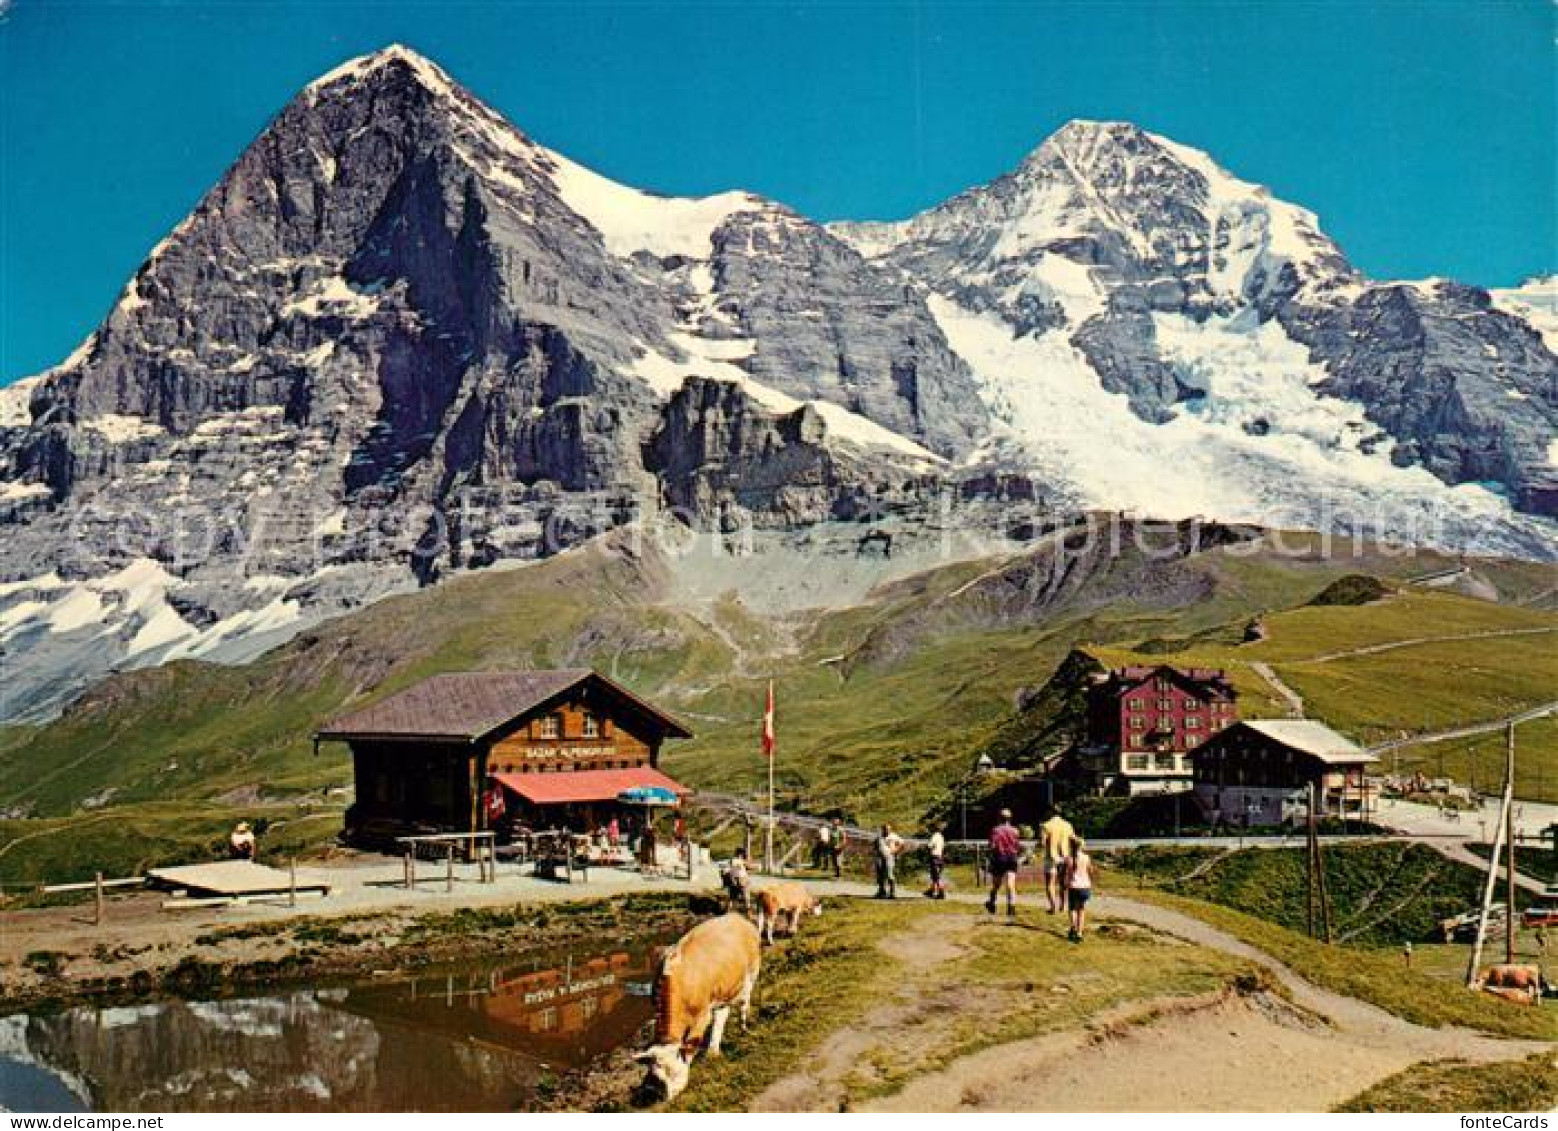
1467 725 1515 986
1505 723 1517 966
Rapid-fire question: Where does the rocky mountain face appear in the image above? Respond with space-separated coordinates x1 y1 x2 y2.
0 47 990 721
0 47 1553 723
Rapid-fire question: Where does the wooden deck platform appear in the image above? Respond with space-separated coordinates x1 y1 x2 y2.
146 860 331 898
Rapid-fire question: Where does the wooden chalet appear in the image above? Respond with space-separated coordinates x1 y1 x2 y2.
1191 719 1378 827
316 669 692 847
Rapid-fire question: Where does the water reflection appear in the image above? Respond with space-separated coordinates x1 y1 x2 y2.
0 936 666 1112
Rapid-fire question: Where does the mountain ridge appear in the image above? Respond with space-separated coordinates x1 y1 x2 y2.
0 43 1553 724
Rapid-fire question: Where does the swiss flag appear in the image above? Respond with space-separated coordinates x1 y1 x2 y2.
761 680 776 759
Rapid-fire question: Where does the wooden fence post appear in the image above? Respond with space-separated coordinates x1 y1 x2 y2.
94 872 104 927
446 844 455 893
289 858 297 908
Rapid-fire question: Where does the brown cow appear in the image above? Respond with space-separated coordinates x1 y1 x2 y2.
636 913 762 1101
754 880 822 945
1478 963 1543 1005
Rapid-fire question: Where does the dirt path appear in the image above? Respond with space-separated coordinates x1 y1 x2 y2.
1367 698 1558 756
1249 661 1305 718
752 911 973 1111
1294 626 1557 665
755 891 1551 1113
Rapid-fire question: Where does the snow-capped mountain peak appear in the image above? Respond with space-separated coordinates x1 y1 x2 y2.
0 45 1552 724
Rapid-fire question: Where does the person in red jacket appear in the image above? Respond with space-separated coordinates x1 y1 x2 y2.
985 809 1023 918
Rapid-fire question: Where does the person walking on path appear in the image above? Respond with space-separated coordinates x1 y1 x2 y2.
828 817 845 878
1038 804 1075 914
985 809 1023 918
1065 836 1095 942
925 828 947 899
813 822 832 870
874 823 903 899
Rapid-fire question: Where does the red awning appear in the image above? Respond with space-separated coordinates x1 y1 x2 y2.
491 766 690 806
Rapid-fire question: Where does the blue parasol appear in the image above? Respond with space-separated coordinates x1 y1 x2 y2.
618 785 679 806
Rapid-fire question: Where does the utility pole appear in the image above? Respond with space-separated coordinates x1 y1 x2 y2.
1305 782 1316 939
1505 723 1517 966
1467 724 1515 987
1305 780 1332 942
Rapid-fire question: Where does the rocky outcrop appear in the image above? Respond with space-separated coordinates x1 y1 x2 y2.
644 377 939 529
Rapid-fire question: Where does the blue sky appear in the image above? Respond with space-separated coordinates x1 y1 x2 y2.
1 1 1552 383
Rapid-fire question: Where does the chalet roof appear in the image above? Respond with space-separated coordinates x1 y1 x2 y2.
316 669 692 742
1098 664 1235 696
1235 720 1376 765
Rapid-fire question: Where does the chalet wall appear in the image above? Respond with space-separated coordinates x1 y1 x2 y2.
488 692 657 773
1086 668 1238 782
349 740 475 831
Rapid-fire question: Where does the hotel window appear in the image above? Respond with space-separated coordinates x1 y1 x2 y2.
537 714 561 739
1129 715 1146 730
1157 698 1174 711
1185 716 1201 729
1128 734 1144 748
1127 697 1144 710
1126 754 1149 771
1154 754 1175 771
1185 737 1200 749
581 712 600 738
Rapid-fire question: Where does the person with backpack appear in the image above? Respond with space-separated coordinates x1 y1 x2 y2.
985 809 1022 918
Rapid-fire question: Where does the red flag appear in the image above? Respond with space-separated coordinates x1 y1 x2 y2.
761 680 776 759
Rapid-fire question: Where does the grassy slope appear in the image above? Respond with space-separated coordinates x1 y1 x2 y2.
1131 889 1556 1041
1 529 1554 885
1337 1053 1558 1112
1112 841 1513 946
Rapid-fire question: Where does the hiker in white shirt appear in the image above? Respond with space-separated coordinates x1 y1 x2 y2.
1065 836 1095 943
924 829 947 900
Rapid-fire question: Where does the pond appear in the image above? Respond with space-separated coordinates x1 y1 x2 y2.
0 933 671 1112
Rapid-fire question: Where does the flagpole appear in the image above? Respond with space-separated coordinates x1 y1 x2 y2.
763 679 776 875
766 738 775 875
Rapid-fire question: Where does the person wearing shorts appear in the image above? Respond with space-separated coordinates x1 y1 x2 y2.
1038 804 1075 915
1066 837 1095 942
985 809 1022 917
925 828 947 899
